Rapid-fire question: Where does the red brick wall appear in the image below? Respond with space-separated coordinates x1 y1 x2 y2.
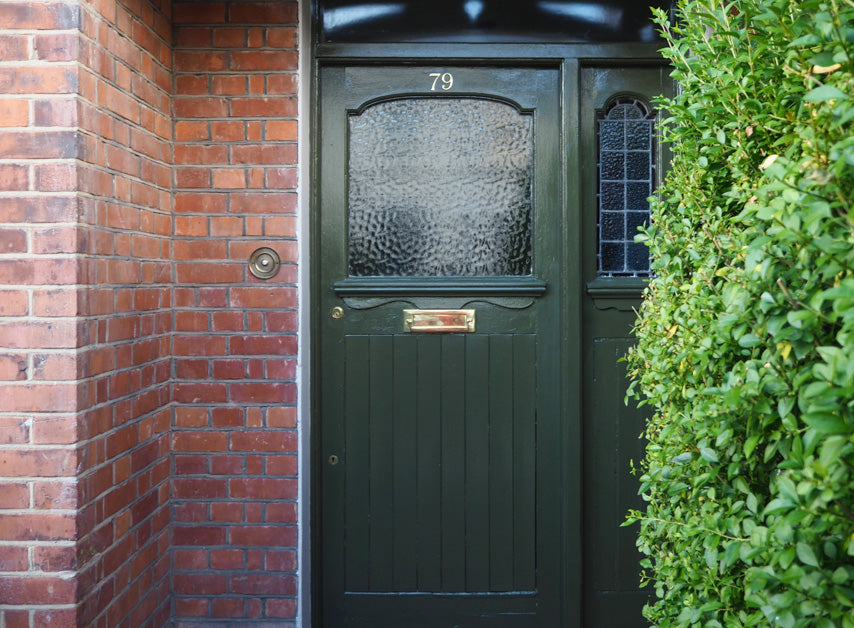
0 0 301 624
74 0 174 625
171 1 300 623
0 2 84 626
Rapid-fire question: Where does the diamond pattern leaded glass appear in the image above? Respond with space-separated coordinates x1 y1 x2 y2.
347 97 533 277
597 98 655 276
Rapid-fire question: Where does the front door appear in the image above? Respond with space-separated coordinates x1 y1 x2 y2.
316 64 565 626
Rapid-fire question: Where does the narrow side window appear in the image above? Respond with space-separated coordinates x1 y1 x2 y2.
597 97 655 277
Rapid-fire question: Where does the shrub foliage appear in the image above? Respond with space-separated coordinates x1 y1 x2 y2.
627 1 854 625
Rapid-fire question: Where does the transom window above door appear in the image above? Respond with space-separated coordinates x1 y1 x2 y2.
319 0 675 43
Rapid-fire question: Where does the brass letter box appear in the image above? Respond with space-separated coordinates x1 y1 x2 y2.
403 309 475 333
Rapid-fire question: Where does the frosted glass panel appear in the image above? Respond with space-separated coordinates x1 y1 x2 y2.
348 98 533 277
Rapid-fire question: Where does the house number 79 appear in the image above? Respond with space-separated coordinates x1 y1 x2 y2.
429 72 454 91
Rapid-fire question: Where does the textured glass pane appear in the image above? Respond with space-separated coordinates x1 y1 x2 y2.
599 122 624 150
600 243 625 273
626 153 650 180
626 242 650 272
600 212 625 241
626 182 651 210
626 121 651 150
600 183 625 211
626 211 649 234
597 98 655 277
348 98 533 277
601 151 624 180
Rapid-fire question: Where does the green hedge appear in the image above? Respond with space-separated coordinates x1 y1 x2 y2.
627 1 854 626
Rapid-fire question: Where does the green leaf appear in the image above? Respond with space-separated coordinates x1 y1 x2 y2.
804 85 849 102
797 542 820 567
802 412 849 434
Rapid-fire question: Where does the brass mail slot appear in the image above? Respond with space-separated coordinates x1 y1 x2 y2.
403 309 475 333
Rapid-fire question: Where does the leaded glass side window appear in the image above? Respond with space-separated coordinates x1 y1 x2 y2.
348 97 533 277
597 97 655 276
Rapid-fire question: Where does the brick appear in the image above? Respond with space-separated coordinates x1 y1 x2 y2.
0 383 77 412
173 572 227 595
229 573 296 596
174 598 209 617
0 34 28 61
0 99 28 126
265 120 297 141
211 598 244 618
211 74 246 95
173 478 228 501
172 528 226 548
266 406 296 428
33 545 76 571
208 216 242 236
266 28 297 48
231 192 296 213
0 164 29 191
266 503 297 526
229 287 296 309
211 168 246 188
0 289 28 315
229 96 297 117
174 97 228 118
228 478 297 500
230 382 295 403
173 431 228 452
212 27 246 48
209 407 242 428
210 120 244 141
0 513 75 542
210 549 243 570
266 455 297 476
34 162 77 192
174 120 209 141
0 483 28 508
0 66 78 95
35 98 77 127
174 144 228 164
266 598 297 618
0 131 77 159
267 74 298 94
231 143 297 165
35 33 78 61
228 3 298 24
173 3 226 23
229 335 297 356
174 50 228 72
230 431 296 453
0 3 80 30
175 27 212 48
175 262 242 284
0 546 28 571
173 192 225 214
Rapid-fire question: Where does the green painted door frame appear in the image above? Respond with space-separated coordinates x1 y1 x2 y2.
310 42 671 627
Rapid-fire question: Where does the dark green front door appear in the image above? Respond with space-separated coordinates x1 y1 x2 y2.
316 64 565 626
313 57 670 626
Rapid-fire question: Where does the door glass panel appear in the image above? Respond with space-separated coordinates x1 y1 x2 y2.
597 98 655 276
348 97 533 277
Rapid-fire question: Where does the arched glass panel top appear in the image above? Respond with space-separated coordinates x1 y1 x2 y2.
319 0 674 43
348 97 533 277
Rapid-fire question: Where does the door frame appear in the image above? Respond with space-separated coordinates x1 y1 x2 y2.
307 39 667 627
